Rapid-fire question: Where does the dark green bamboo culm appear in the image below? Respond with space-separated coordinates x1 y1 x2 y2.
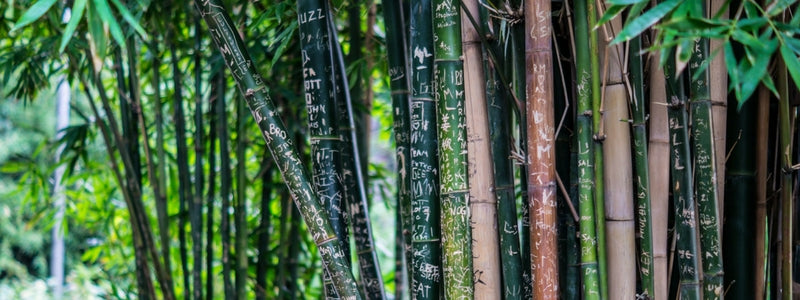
205 63 223 300
482 4 523 299
214 53 234 300
192 14 204 300
327 7 385 298
295 0 350 297
665 51 702 299
195 1 361 299
381 0 413 296
573 0 600 296
687 8 723 296
151 49 173 292
629 29 654 299
256 156 273 300
432 0 473 298
409 0 443 298
234 96 248 300
777 54 793 300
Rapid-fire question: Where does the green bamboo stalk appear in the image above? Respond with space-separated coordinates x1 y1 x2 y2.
192 15 204 300
214 53 234 300
409 0 443 297
687 11 723 297
629 29 655 299
754 85 769 300
508 1 532 296
205 67 220 300
432 1 473 298
256 157 273 300
573 0 600 297
587 1 607 297
665 51 702 299
234 93 248 300
151 50 172 286
483 8 523 300
195 1 361 299
295 0 350 297
461 0 501 298
777 54 793 300
381 0 413 295
326 9 386 298
524 0 558 297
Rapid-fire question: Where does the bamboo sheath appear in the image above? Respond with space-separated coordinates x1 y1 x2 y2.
195 1 361 298
461 0 502 298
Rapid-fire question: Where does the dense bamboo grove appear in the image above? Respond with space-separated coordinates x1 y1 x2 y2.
3 0 800 299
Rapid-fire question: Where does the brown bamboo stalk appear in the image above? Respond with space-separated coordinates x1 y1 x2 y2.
755 85 769 300
461 0 501 298
524 0 558 297
648 51 669 300
599 14 636 299
709 0 727 218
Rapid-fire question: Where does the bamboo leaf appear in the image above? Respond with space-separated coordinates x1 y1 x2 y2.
611 0 683 44
269 22 297 69
738 17 768 31
597 5 626 28
780 45 800 98
92 0 126 47
87 4 108 61
766 0 797 16
11 0 58 31
608 0 647 4
109 0 147 38
60 0 87 53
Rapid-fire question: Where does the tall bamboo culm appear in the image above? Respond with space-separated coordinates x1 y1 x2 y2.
460 0 501 298
195 2 361 299
687 4 723 296
777 56 793 300
381 0 413 296
432 0 473 298
295 0 351 296
482 3 523 299
648 50 669 300
524 0 558 297
599 12 636 299
409 0 443 298
572 0 600 297
665 52 702 299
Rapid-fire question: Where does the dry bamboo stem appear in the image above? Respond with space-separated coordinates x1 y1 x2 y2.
648 52 670 300
599 12 636 299
709 0 727 218
755 85 769 300
461 0 502 298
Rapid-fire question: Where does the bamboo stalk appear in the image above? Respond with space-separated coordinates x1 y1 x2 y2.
687 9 723 296
295 0 351 297
328 7 385 297
482 5 523 299
151 50 173 288
709 0 727 219
214 53 234 299
628 23 654 300
256 157 273 300
195 1 362 298
572 0 600 296
192 16 205 300
722 84 759 300
205 67 221 300
409 0 443 297
649 49 670 300
601 35 636 300
777 54 793 300
588 2 608 297
461 0 501 298
381 0 413 295
432 0 473 298
524 0 558 297
755 85 769 300
665 51 702 299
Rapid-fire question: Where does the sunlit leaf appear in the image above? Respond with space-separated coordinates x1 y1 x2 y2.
60 0 87 53
109 0 147 38
611 0 683 44
93 0 126 47
11 0 58 31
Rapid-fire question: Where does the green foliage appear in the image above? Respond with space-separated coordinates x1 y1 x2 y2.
601 0 800 106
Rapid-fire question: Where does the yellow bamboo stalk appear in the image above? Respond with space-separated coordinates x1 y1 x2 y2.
648 51 670 300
